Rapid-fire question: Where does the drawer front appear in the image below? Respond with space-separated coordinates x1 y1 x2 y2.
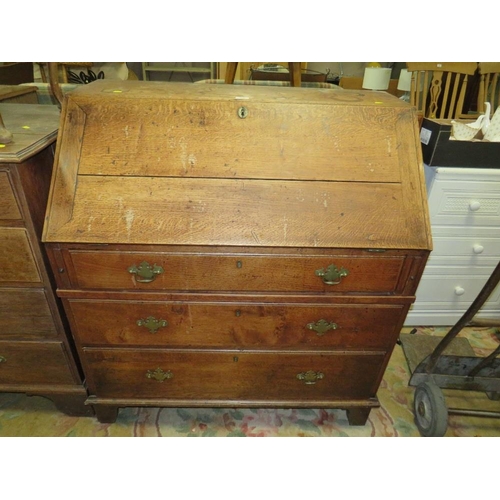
0 228 41 283
428 178 500 227
415 274 500 311
67 250 407 293
69 299 406 350
0 172 22 220
84 348 385 401
429 235 500 259
0 341 76 385
0 289 58 338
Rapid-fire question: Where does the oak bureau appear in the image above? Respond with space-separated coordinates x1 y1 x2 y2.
42 80 432 423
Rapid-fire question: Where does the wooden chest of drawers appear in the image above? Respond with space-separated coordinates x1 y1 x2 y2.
43 81 431 423
0 103 91 416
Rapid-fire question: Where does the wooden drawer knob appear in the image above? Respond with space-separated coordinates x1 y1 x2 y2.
473 244 484 254
454 286 465 296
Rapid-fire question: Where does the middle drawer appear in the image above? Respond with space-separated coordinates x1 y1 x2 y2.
66 298 407 350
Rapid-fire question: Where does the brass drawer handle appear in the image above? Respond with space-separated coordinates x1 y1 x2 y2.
315 264 349 285
137 316 168 334
0 356 6 364
297 371 324 385
307 319 338 336
146 367 173 382
128 261 164 283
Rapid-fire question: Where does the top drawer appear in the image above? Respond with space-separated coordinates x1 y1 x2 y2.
428 177 500 227
62 248 416 294
0 171 22 220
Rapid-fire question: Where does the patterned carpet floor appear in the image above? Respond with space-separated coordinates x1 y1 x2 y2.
1 326 499 437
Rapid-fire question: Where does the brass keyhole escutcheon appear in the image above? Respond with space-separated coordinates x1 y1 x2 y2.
237 106 248 119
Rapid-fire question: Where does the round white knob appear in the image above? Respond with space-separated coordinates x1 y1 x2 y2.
473 244 484 254
469 201 481 211
455 286 465 296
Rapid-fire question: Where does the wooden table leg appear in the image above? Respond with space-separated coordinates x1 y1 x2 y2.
289 62 302 87
225 62 238 84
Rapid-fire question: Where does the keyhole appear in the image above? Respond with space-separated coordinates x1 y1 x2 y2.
237 107 248 119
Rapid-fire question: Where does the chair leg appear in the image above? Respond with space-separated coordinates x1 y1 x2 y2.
289 62 302 87
225 62 238 84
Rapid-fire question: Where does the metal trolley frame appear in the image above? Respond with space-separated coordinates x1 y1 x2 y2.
401 261 500 436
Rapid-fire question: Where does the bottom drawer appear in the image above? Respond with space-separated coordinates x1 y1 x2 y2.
84 348 386 401
0 341 76 385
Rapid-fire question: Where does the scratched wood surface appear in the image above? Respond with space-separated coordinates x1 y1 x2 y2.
43 80 431 250
45 176 428 248
76 100 402 183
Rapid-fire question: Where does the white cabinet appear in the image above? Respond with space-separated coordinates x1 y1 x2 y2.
405 165 500 326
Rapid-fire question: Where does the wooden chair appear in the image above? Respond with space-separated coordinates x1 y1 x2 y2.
406 62 478 119
477 63 500 116
37 62 93 83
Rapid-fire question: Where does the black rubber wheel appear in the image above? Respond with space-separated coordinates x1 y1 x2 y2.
413 381 448 437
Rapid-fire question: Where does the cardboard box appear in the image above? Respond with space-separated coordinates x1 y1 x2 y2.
420 118 500 168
